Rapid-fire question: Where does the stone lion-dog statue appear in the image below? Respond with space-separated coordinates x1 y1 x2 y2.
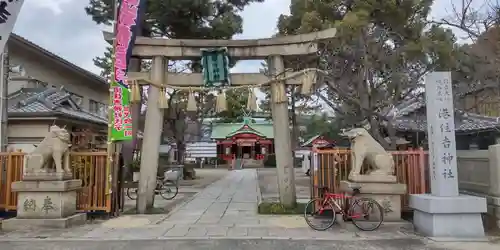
25 125 72 174
340 128 395 179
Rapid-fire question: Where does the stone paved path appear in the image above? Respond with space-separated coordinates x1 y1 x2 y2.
43 170 417 240
147 169 417 240
0 238 450 250
3 169 492 245
160 169 261 228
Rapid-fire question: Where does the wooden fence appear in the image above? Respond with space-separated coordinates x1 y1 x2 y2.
310 149 430 211
0 152 24 211
0 152 121 214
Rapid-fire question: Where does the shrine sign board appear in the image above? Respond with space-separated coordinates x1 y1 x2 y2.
424 72 459 197
201 47 230 88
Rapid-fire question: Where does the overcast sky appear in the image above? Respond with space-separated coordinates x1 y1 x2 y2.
13 0 483 76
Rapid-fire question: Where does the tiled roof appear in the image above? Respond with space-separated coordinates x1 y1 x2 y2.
8 87 107 124
454 80 498 98
301 135 321 147
210 118 274 139
389 93 500 133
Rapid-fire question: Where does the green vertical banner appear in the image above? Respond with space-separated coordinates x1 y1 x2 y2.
110 0 146 141
201 47 230 88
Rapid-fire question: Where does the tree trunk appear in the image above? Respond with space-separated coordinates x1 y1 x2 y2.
176 141 185 164
386 120 398 150
369 117 391 149
177 141 192 180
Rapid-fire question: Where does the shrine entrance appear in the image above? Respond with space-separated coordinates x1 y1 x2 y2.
215 118 274 168
240 146 251 158
126 27 337 211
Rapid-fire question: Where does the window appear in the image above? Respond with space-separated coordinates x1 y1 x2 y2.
90 99 107 117
89 100 98 113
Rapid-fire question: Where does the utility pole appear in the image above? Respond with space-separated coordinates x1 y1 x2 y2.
0 45 7 185
0 0 25 152
0 45 8 152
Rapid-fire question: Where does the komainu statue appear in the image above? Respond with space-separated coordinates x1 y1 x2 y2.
25 125 72 174
340 128 395 179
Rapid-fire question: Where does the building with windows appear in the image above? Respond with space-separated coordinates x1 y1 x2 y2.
6 34 109 152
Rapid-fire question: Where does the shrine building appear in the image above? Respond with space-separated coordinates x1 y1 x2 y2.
211 117 274 168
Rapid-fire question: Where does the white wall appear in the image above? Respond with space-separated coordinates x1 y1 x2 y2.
8 41 108 112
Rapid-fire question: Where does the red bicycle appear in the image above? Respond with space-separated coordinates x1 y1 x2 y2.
304 185 384 231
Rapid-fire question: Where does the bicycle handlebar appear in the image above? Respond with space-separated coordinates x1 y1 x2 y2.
313 185 361 195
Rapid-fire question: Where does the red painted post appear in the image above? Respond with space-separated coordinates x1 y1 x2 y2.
418 147 426 193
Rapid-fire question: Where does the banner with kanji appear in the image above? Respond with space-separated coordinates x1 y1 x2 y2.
110 0 146 141
0 0 25 52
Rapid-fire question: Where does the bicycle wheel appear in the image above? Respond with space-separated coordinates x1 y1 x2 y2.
158 181 178 200
126 188 138 200
349 197 384 231
304 198 336 231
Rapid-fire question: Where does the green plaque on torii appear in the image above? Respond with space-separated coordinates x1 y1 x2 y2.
201 47 230 88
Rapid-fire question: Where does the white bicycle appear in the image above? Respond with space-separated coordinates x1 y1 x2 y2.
126 170 180 200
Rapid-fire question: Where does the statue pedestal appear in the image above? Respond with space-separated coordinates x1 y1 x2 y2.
23 171 73 181
410 194 486 238
340 176 406 221
349 174 397 183
1 173 86 230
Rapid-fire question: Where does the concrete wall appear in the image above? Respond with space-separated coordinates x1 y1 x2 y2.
6 120 104 153
8 123 49 139
457 146 500 230
6 122 49 153
7 42 108 111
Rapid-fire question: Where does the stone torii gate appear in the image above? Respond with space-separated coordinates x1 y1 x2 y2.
125 28 337 213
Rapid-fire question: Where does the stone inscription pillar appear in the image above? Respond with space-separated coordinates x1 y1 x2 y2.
410 71 487 238
267 55 296 206
137 56 166 214
424 72 459 196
